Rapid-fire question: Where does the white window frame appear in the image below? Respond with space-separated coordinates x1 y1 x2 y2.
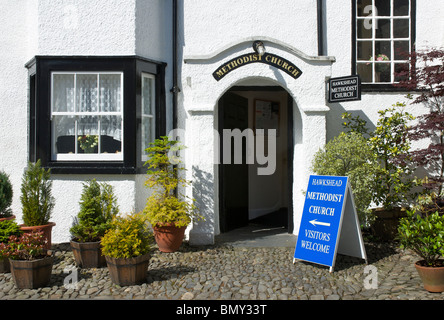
50 71 124 161
141 72 156 163
356 0 412 84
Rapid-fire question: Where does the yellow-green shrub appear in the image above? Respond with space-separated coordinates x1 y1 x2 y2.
101 213 152 259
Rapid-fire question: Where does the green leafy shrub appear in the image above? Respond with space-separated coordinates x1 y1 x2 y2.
342 103 416 210
70 179 119 242
0 171 13 218
143 136 201 228
398 210 444 267
101 213 152 259
311 132 379 226
0 220 22 243
20 160 55 226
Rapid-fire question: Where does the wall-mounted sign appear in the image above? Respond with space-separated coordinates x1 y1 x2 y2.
213 53 302 81
327 75 361 103
293 175 367 272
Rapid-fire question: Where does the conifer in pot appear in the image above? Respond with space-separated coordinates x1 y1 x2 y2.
70 179 119 268
142 136 202 252
0 170 14 221
19 160 55 249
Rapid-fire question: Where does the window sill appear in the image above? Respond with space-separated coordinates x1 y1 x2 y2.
361 83 413 93
45 162 138 175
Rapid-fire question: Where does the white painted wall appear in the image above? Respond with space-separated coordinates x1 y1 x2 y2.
0 0 443 244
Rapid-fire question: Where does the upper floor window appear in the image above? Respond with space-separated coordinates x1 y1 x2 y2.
354 0 415 86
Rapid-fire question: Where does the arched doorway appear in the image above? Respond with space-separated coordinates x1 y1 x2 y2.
217 85 294 234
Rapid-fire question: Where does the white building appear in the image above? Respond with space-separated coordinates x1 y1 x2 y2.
0 0 442 244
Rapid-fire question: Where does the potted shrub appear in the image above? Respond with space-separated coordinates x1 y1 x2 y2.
398 209 444 292
0 219 22 272
20 160 55 249
143 136 201 252
0 231 53 289
311 131 379 228
0 170 15 221
70 179 119 268
101 212 152 286
342 104 416 240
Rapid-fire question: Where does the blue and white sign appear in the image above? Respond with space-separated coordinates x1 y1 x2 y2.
293 175 367 272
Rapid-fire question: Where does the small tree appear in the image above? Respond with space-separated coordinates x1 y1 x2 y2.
395 48 444 200
0 171 13 218
70 179 119 242
342 103 415 210
20 160 55 226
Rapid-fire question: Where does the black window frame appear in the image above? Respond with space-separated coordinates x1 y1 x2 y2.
352 0 416 92
26 56 166 174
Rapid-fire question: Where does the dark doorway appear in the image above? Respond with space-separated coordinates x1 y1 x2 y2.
218 87 294 234
218 92 249 232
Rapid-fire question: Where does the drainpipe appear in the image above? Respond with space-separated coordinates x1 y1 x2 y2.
171 0 179 130
317 0 325 56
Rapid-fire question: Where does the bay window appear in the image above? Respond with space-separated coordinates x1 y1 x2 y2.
26 56 166 174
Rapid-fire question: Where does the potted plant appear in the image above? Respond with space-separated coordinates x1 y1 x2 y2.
143 136 201 252
342 104 416 240
398 209 444 292
0 219 22 272
311 131 379 228
70 179 119 268
0 170 15 221
0 231 53 289
101 212 152 286
19 160 55 249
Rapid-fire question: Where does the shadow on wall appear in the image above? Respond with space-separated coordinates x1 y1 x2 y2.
191 166 214 232
326 104 376 140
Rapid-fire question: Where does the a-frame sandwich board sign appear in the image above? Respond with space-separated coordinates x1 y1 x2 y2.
293 175 367 272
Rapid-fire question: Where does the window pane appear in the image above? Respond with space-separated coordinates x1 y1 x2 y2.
141 117 154 156
394 41 410 60
375 19 390 38
357 0 372 16
375 64 391 82
395 63 409 82
375 41 391 60
77 116 99 153
53 115 75 154
100 115 122 154
77 74 98 112
52 74 75 112
357 19 372 39
357 63 372 82
393 19 409 38
375 0 390 16
99 74 121 112
394 0 409 16
142 75 155 115
357 41 373 61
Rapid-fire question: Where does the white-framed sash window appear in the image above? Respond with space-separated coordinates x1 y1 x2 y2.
51 72 124 161
355 0 412 84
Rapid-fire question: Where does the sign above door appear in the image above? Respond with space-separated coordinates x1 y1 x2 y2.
213 52 303 81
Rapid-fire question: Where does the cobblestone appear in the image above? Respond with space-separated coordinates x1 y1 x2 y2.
0 241 443 300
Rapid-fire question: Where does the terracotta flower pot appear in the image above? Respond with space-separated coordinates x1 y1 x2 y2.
9 254 53 289
415 260 444 293
105 253 151 286
153 223 186 253
70 240 106 268
0 215 16 222
20 222 56 250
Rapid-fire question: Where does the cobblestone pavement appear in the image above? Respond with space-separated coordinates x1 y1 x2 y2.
0 240 443 302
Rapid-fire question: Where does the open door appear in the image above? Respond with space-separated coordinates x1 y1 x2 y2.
218 92 249 233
